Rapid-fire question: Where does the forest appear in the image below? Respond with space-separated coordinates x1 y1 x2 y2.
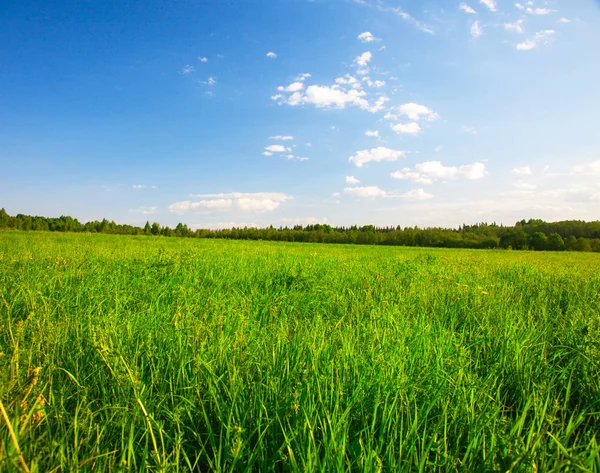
1 208 599 251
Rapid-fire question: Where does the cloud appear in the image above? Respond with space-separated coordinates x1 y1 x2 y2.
461 125 478 135
349 146 405 167
471 20 484 38
401 188 434 200
132 185 157 189
558 17 570 23
363 78 386 88
269 135 294 141
357 31 381 43
514 182 537 190
344 186 387 198
263 151 273 156
289 85 369 109
296 73 312 81
572 160 600 175
266 52 277 58
278 82 304 92
365 130 379 137
180 64 195 74
504 19 524 33
391 161 487 183
346 176 360 184
367 95 389 113
459 3 477 14
392 122 422 134
200 76 216 86
389 7 435 34
335 75 362 89
395 103 439 121
170 192 293 214
129 206 157 215
479 0 497 12
355 51 372 67
511 166 532 175
516 30 555 51
265 144 291 153
198 57 208 63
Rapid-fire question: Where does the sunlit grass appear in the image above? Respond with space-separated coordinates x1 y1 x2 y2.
1 231 599 471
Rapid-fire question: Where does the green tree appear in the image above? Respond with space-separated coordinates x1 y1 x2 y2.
546 233 566 251
150 222 161 236
143 221 151 235
529 232 547 251
572 237 592 252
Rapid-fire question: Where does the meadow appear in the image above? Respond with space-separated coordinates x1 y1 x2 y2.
1 231 599 472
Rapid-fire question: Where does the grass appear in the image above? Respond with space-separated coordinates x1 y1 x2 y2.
1 230 600 472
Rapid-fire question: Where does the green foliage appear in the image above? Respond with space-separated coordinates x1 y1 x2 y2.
1 209 599 252
1 232 600 471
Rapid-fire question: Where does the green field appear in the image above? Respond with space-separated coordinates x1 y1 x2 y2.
1 231 600 472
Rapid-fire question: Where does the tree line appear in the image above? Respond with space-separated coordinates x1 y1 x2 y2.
1 208 599 252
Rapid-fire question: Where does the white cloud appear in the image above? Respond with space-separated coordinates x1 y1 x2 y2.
572 161 600 175
526 7 551 15
514 182 537 190
459 3 477 14
277 82 304 92
265 144 291 153
461 125 478 135
170 199 233 213
391 161 487 183
516 40 537 50
395 103 439 121
132 185 157 189
364 78 386 88
129 206 157 215
367 95 389 113
511 166 532 175
171 192 293 214
358 31 381 43
198 57 208 63
391 122 422 134
471 21 484 38
344 186 387 198
355 51 372 67
504 19 524 33
401 188 434 201
389 7 435 34
346 176 360 184
460 162 486 179
349 146 405 167
266 52 277 59
296 73 312 81
180 64 195 74
558 17 570 23
335 75 362 89
201 76 216 86
517 29 555 50
263 151 273 156
365 130 379 137
480 0 497 12
304 85 369 109
269 135 294 141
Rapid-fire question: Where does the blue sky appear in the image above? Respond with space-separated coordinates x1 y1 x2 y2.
2 0 599 229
